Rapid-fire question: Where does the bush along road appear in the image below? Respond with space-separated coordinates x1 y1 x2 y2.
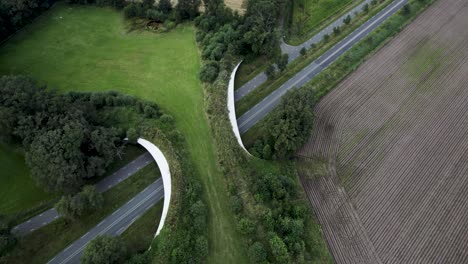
236 0 408 134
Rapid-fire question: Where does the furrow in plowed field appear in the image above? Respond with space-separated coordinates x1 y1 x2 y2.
297 0 468 263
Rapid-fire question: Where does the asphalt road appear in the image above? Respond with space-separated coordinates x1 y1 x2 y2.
234 0 378 102
48 178 164 264
237 0 408 134
11 152 154 236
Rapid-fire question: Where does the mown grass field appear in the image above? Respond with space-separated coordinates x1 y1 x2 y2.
0 3 246 263
0 144 54 216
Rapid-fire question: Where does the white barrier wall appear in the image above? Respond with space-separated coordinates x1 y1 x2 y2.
137 138 171 236
228 62 250 154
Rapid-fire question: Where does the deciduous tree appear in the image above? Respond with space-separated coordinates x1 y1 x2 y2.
81 236 125 264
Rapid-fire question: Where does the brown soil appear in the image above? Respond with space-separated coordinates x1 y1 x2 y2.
297 0 468 263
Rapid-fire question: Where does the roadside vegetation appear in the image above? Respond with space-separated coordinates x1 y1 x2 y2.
0 3 228 262
196 0 332 262
286 0 359 45
205 69 332 263
304 0 434 99
248 88 316 160
0 74 208 264
243 0 434 147
236 0 393 116
121 201 163 260
1 162 160 263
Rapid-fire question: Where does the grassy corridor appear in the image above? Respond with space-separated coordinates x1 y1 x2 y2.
0 3 246 263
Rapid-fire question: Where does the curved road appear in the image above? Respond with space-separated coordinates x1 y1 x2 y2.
234 0 378 101
237 0 408 134
11 152 154 236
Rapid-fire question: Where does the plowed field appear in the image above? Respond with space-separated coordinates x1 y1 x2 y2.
297 0 468 263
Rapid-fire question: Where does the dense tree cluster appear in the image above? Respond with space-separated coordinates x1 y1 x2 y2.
55 186 103 220
0 0 55 41
195 0 285 82
230 166 313 263
250 87 315 159
251 172 308 263
81 235 125 264
0 216 15 257
0 76 162 193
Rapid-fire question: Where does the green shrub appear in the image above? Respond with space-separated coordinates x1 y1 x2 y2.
81 236 125 264
146 9 165 22
265 64 276 80
124 3 139 18
300 47 307 56
343 14 351 25
248 242 267 263
261 87 315 159
362 3 369 13
199 61 219 83
277 54 289 71
333 26 341 35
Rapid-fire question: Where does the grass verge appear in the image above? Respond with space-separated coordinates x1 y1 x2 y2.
1 163 160 264
287 0 362 45
121 200 163 256
234 56 268 89
236 0 393 117
241 0 435 146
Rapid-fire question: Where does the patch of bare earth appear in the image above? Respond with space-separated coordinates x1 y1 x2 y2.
224 0 245 13
297 0 468 263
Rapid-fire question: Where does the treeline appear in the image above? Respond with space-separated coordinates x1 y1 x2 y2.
69 0 200 30
195 0 284 82
0 0 55 42
250 88 315 159
0 0 201 43
122 0 200 30
66 0 126 8
0 75 162 194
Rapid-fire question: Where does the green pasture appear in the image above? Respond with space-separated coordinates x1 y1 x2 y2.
0 3 245 262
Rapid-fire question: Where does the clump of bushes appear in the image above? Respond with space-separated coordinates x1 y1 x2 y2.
199 61 220 83
55 186 103 220
195 0 285 82
0 216 16 257
0 76 166 194
81 235 126 264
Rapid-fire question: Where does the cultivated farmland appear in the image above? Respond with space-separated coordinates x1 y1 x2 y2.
297 0 468 263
